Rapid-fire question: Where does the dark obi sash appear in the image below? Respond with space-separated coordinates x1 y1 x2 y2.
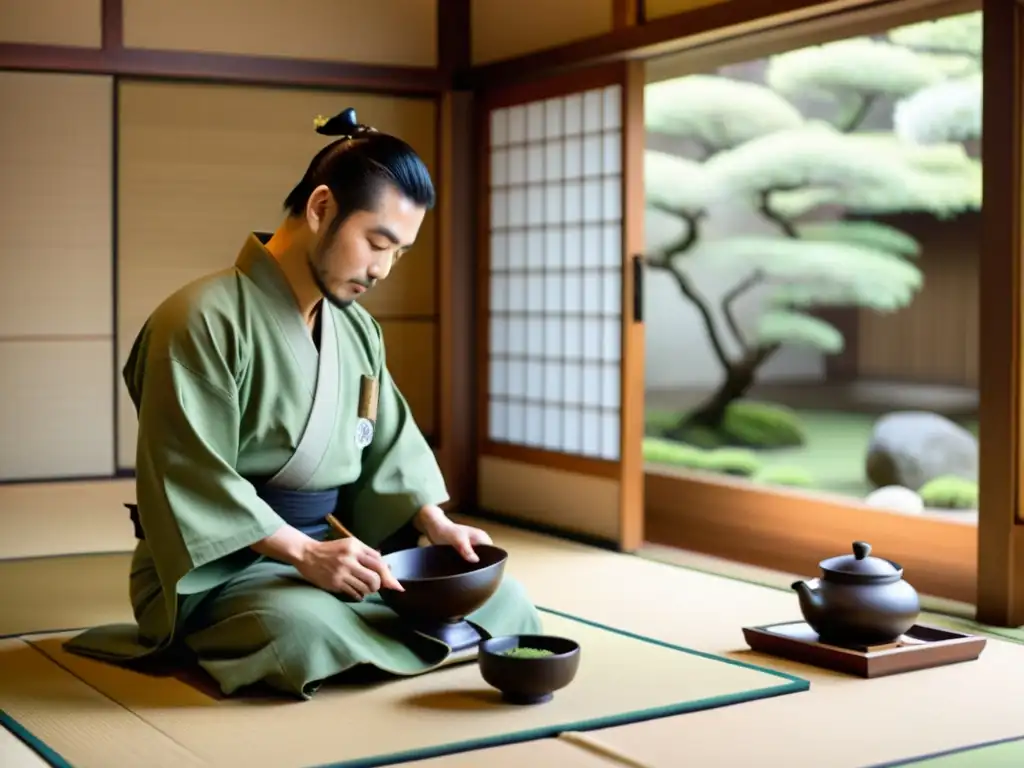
251 482 339 539
127 479 339 542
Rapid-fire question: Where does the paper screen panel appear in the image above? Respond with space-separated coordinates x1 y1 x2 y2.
0 340 114 480
122 0 437 67
0 0 102 47
0 71 113 338
487 86 623 461
471 0 614 65
377 320 437 439
116 80 437 468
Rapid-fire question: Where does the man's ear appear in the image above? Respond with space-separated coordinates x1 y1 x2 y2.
305 185 334 234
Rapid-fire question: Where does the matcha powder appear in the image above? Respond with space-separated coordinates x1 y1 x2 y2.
501 647 555 658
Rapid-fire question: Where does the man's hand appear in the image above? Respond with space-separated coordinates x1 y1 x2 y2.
296 537 404 600
414 505 493 563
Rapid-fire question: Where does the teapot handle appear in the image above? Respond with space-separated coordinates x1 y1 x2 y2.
853 541 872 560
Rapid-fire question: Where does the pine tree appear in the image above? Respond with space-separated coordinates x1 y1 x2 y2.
644 12 982 444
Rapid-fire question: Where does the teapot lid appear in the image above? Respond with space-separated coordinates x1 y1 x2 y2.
820 541 899 578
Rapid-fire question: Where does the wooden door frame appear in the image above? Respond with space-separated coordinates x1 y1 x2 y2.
468 60 647 551
976 0 1024 626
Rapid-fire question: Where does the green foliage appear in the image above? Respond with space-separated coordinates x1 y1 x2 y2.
894 73 982 145
645 150 719 215
642 437 707 466
794 221 921 259
887 12 982 58
914 53 981 78
701 448 761 477
722 401 805 448
703 123 911 200
644 409 684 435
756 310 844 353
645 75 804 149
698 236 922 312
704 124 980 219
755 466 816 489
657 400 806 449
919 476 978 510
641 438 761 478
766 38 946 108
675 425 722 450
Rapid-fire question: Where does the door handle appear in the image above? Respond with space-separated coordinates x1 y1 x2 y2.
632 254 644 323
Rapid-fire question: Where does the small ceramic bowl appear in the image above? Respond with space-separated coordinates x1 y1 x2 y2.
478 634 581 704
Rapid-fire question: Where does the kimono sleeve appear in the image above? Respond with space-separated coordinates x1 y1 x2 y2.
339 320 450 547
133 354 285 596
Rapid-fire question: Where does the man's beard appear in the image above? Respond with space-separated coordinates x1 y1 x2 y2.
307 231 357 310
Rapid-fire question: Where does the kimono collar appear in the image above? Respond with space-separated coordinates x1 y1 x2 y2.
234 232 320 384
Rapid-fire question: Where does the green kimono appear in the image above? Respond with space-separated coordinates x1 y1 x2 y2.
63 233 542 699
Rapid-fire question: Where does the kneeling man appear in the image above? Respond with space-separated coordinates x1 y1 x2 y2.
64 108 542 699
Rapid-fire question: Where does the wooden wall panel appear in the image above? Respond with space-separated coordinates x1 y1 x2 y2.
0 0 102 47
856 214 979 387
116 80 437 468
478 456 622 542
470 0 614 65
378 320 437 438
0 71 114 481
644 0 731 19
0 341 114 480
122 0 438 67
0 72 113 338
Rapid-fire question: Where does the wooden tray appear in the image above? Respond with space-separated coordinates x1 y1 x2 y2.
742 621 987 678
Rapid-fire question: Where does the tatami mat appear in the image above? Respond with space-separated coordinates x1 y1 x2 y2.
0 725 647 768
1 611 802 768
1 726 51 768
0 638 205 768
3 483 1024 768
870 736 1024 767
0 554 132 638
0 480 136 560
380 737 647 768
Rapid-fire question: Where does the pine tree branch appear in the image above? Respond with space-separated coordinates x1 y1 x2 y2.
645 211 735 373
757 188 799 238
720 270 765 353
838 92 877 133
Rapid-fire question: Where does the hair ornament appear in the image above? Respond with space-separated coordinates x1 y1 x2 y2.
314 107 378 138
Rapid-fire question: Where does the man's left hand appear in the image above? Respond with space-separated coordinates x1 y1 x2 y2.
415 506 493 563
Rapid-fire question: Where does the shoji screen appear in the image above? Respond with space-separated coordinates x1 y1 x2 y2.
487 86 623 460
477 64 645 548
0 71 115 481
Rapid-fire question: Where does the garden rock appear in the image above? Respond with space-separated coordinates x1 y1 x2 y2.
865 411 978 491
864 485 925 514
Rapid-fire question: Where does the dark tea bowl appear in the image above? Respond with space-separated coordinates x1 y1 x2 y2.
378 544 508 624
478 634 581 705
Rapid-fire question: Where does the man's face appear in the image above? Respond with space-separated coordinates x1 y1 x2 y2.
306 183 426 309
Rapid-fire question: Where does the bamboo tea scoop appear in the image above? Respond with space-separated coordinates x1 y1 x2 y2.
325 513 354 539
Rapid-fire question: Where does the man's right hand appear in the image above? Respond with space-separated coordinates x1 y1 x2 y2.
297 537 404 600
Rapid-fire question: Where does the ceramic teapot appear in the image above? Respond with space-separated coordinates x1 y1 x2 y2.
791 541 920 646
